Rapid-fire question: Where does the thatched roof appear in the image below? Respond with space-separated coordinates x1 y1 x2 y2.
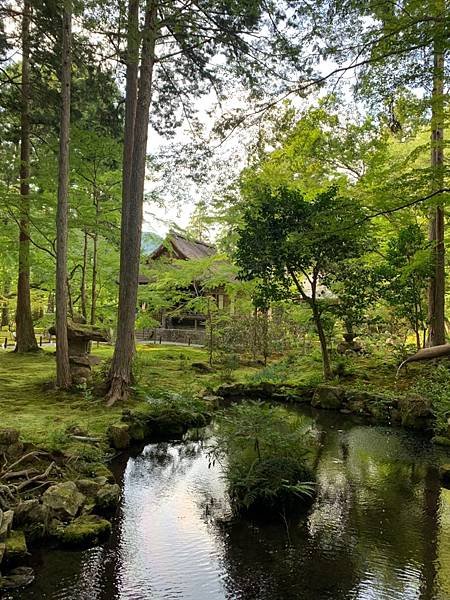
149 232 216 261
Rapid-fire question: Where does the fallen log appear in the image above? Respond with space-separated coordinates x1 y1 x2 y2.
397 343 450 376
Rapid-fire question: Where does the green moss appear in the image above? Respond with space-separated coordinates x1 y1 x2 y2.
0 345 251 453
55 515 111 548
5 531 28 564
432 435 450 447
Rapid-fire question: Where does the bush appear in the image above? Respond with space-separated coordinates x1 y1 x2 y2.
209 401 316 516
412 365 450 434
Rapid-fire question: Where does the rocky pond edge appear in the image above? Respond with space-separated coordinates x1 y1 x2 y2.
2 379 450 591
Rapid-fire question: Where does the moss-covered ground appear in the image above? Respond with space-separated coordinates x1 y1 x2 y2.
0 342 442 455
0 344 260 453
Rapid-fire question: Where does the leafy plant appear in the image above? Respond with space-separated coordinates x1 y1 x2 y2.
209 401 316 515
412 365 450 434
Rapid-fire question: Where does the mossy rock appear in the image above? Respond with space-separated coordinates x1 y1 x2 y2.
312 385 345 410
4 530 28 566
95 484 120 512
55 515 111 548
86 463 115 482
108 423 130 450
398 395 433 430
42 481 85 520
13 500 49 544
0 429 20 445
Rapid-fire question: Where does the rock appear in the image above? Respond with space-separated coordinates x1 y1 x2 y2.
70 366 92 385
312 386 345 410
86 464 115 483
0 510 14 542
75 478 102 497
55 515 111 548
1 441 24 459
14 500 48 543
0 429 19 445
440 464 450 486
70 355 91 367
42 482 85 520
4 530 28 566
0 542 5 565
0 429 23 459
108 423 130 450
95 484 120 512
0 567 34 590
398 395 433 430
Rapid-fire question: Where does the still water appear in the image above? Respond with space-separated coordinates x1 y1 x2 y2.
5 408 450 600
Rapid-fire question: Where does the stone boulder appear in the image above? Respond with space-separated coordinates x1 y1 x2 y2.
398 395 433 430
0 510 14 542
0 429 23 459
55 515 111 548
42 482 85 520
4 531 28 567
95 484 120 512
312 386 345 410
108 423 130 450
13 500 49 543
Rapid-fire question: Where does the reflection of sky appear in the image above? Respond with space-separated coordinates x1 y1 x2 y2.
116 442 231 600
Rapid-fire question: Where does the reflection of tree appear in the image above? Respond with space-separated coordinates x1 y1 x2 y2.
419 466 441 600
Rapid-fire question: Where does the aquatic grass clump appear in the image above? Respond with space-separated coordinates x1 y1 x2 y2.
210 401 316 516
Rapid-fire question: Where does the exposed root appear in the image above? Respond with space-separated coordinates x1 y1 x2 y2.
105 375 130 407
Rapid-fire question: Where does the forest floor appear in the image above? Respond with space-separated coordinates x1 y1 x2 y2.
0 343 432 456
0 345 259 454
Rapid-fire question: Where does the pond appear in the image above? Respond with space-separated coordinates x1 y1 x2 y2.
5 407 450 600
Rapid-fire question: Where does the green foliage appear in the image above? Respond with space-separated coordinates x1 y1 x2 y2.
378 224 430 346
412 365 450 434
210 401 315 513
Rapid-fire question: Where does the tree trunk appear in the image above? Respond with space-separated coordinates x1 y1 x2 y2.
106 0 157 405
47 291 54 314
90 184 100 325
15 0 38 353
312 303 332 380
1 279 11 328
80 230 88 321
90 232 98 325
55 0 72 389
427 2 446 346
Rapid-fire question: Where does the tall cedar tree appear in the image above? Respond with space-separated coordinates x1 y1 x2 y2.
15 0 39 353
55 0 72 389
106 0 308 403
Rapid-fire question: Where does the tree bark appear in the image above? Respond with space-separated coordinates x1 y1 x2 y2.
55 0 72 389
80 230 88 321
106 0 157 405
427 1 446 346
312 302 332 380
90 232 98 325
90 184 100 325
15 0 38 353
1 279 11 328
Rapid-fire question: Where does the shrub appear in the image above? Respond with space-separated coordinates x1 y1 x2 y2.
412 365 450 434
209 401 316 516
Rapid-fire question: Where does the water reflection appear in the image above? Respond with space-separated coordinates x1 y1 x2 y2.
7 409 450 600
